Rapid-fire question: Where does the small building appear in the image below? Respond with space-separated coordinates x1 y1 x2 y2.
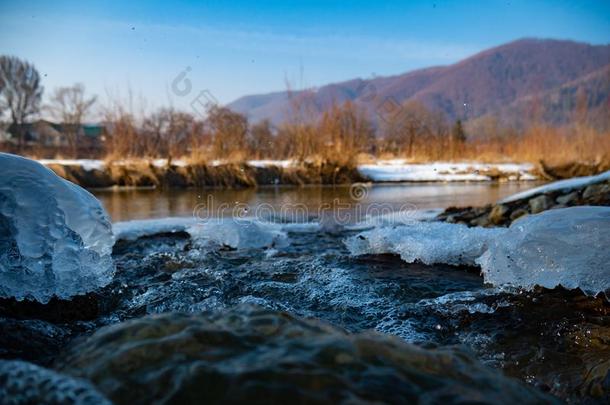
1 120 107 152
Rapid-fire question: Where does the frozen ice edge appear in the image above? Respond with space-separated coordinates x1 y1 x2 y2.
113 217 321 249
346 206 610 295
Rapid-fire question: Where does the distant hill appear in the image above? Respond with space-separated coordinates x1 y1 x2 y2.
228 39 610 129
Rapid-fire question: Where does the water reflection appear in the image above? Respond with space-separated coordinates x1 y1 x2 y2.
94 182 542 222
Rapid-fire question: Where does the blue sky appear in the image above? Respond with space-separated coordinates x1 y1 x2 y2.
1 0 609 116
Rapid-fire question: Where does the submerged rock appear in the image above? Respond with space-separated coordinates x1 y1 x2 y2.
58 305 556 404
0 360 111 405
0 153 115 303
413 288 610 402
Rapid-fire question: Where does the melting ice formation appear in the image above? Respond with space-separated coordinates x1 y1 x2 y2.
346 206 610 295
0 153 115 303
114 216 320 249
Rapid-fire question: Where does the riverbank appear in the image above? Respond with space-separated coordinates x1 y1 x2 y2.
437 170 610 226
36 157 610 189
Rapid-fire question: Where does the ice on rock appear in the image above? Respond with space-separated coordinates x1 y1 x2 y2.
345 221 503 266
346 206 610 294
477 206 610 294
0 153 115 303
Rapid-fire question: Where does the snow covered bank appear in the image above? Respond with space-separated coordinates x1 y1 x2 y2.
347 207 610 295
37 159 105 172
246 159 295 168
0 153 115 303
357 161 536 182
437 169 610 227
499 170 610 203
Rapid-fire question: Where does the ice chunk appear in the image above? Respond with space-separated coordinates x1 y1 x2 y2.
0 153 115 303
113 217 197 241
477 206 610 294
346 208 444 231
114 217 293 249
188 219 288 249
0 360 111 404
345 221 503 266
346 206 610 294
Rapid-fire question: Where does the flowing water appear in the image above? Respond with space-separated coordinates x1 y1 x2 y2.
3 182 608 403
94 182 538 222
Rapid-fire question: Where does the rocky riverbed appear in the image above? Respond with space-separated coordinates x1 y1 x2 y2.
438 172 610 226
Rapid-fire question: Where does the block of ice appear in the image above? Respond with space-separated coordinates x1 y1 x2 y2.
113 216 319 247
477 206 610 294
188 218 288 249
346 206 610 294
345 221 502 266
0 153 115 303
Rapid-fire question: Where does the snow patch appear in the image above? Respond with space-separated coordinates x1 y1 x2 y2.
38 159 105 172
357 162 535 182
247 159 295 168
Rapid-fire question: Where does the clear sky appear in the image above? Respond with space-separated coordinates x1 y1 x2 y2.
1 0 609 116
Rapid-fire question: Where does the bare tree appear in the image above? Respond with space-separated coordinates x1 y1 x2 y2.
47 83 96 156
248 119 274 158
206 105 248 160
318 101 374 161
0 56 43 150
380 100 432 157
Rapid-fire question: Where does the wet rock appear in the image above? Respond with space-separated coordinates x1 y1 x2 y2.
529 195 553 214
488 204 509 225
583 183 610 201
509 208 528 221
0 360 111 404
58 305 557 405
555 191 579 206
438 172 610 227
0 318 75 365
470 216 491 227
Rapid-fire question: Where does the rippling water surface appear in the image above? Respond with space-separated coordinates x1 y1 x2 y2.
93 182 540 221
29 182 603 402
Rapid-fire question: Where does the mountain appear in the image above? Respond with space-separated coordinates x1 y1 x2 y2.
228 39 610 128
